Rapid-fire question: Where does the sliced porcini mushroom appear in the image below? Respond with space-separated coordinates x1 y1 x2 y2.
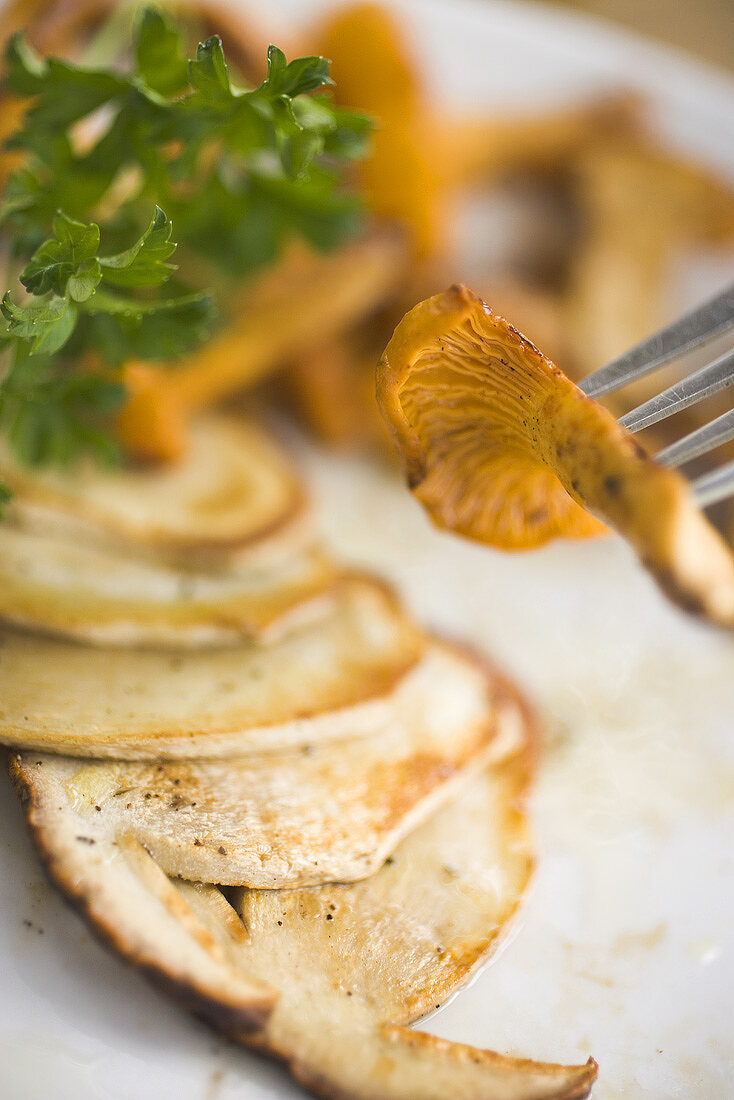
0 576 422 759
233 757 595 1100
0 417 311 570
23 642 521 886
377 284 734 626
285 1026 597 1100
9 757 276 1033
231 757 535 1028
0 523 341 647
10 710 597 1100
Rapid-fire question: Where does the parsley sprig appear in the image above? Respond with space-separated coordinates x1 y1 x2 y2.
2 8 372 276
3 206 211 356
0 7 372 501
0 205 213 471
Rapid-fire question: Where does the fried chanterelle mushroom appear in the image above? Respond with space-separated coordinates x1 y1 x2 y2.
377 285 734 626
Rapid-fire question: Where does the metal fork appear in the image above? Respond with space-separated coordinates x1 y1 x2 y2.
578 283 734 507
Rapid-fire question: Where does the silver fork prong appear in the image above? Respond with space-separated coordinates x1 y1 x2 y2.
656 407 734 467
579 282 734 399
618 348 734 432
692 459 734 507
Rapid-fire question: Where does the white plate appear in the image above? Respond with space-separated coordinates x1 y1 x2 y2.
1 2 733 1098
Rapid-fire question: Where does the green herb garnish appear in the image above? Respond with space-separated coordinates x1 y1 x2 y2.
2 8 371 273
0 6 372 506
0 204 213 476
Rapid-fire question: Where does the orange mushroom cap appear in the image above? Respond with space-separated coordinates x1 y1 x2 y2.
377 285 734 626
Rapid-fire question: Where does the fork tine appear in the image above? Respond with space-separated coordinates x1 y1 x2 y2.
692 459 734 507
618 347 734 432
578 282 734 399
655 407 734 467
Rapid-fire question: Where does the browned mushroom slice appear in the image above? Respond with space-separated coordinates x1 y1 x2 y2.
233 753 593 1100
11 708 597 1099
23 641 521 886
0 577 422 759
0 522 341 647
0 416 312 570
10 757 276 1033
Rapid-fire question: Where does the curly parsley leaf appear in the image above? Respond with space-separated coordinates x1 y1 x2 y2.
0 7 372 496
263 45 333 98
0 344 124 472
188 34 234 103
134 7 188 96
0 294 78 356
5 207 198 361
98 206 176 288
4 33 128 133
81 288 215 365
20 211 100 298
2 9 373 278
0 207 215 503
